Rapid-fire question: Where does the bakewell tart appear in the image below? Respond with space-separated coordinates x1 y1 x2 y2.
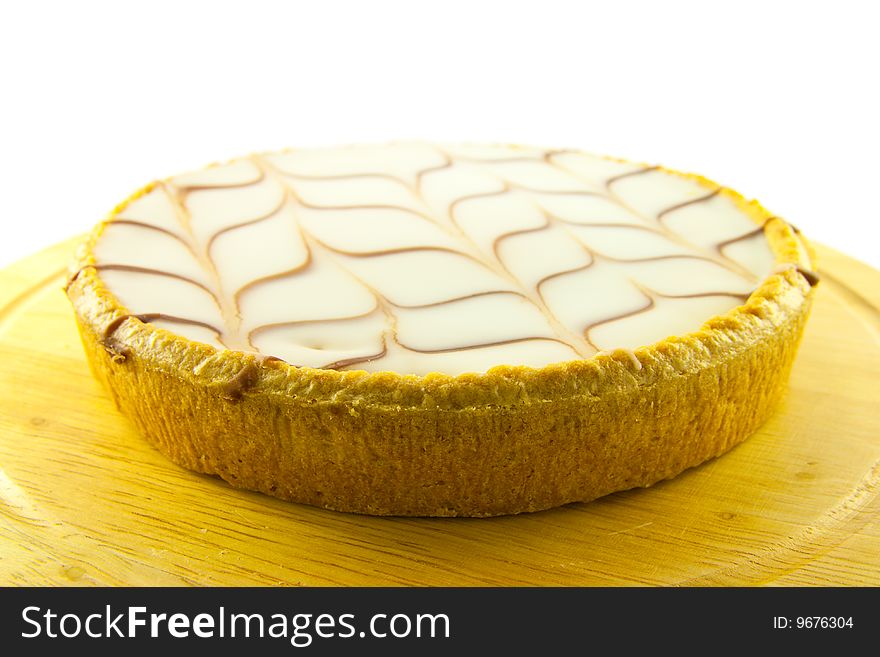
66 143 818 516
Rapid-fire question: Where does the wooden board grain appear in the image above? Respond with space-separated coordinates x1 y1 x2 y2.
1 237 879 586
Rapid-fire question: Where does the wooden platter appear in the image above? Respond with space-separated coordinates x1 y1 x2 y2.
1 238 878 586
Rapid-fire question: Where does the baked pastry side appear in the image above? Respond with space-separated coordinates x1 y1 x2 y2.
66 168 817 517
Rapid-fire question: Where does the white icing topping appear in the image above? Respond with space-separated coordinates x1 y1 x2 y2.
92 143 778 375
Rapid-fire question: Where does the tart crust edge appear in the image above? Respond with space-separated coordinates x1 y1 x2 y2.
65 160 818 516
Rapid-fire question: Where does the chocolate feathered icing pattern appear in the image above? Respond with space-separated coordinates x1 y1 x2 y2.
88 143 781 375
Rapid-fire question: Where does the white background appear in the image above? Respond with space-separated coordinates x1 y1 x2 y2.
1 0 878 269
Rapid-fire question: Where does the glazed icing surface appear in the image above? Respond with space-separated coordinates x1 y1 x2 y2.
91 143 778 375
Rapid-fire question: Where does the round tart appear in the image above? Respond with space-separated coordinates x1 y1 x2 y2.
66 143 818 516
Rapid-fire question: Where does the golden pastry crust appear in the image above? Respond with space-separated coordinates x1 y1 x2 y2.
66 158 817 516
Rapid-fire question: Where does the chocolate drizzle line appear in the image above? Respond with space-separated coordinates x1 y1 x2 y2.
220 362 260 401
175 167 265 202
653 290 750 301
796 266 820 287
511 186 605 197
656 188 721 222
604 165 660 188
205 197 287 255
447 184 510 230
392 290 529 310
403 335 572 355
64 267 86 292
282 171 409 185
93 147 774 371
414 157 452 190
491 216 552 262
583 292 656 350
536 261 596 298
248 306 381 340
94 264 215 297
716 218 772 255
320 339 389 371
104 313 222 340
107 219 192 247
